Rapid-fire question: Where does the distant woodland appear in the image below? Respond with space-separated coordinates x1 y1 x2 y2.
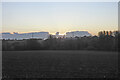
2 31 120 51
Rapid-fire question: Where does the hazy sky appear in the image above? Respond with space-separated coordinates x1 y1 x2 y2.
2 2 118 35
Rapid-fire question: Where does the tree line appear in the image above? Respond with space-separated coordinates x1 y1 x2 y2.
2 31 119 51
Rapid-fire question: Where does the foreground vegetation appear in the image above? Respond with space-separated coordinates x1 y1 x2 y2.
2 51 118 78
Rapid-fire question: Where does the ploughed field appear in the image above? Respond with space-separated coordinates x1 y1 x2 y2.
2 51 118 78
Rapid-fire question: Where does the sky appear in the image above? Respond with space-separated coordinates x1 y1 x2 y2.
2 2 118 35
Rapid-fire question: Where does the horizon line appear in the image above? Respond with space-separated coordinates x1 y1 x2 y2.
1 30 119 36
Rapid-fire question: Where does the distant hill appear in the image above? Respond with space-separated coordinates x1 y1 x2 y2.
65 31 92 38
1 32 49 40
1 31 92 40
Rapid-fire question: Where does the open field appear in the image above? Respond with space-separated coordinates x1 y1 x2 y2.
2 50 118 78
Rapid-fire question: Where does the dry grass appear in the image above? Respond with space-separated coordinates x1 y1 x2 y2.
2 50 118 78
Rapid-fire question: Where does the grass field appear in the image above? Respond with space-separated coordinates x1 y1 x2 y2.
2 50 118 78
